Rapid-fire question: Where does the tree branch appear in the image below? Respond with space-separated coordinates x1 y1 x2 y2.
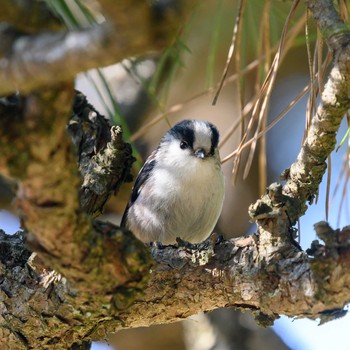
283 28 350 217
122 226 350 328
0 87 151 349
1 224 350 348
249 0 350 259
305 0 350 51
0 24 122 95
68 91 135 216
284 0 350 214
0 0 194 95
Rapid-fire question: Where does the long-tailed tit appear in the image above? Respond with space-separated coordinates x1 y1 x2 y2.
121 119 225 245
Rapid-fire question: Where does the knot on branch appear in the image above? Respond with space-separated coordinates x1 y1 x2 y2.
328 32 350 53
248 183 301 259
68 91 135 216
307 222 350 260
248 183 298 222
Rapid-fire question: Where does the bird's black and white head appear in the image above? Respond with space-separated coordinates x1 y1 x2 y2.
156 120 220 169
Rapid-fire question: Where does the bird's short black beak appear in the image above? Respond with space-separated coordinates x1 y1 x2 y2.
194 148 206 159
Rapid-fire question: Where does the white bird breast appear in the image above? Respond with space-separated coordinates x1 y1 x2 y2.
127 142 225 245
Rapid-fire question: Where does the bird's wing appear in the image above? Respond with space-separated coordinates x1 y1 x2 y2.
120 150 157 227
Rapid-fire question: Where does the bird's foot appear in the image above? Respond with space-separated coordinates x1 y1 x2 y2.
175 233 224 266
176 232 224 250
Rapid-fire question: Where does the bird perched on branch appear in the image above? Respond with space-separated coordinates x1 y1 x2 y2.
121 119 225 245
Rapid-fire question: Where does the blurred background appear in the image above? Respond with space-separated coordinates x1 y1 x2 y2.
1 0 350 349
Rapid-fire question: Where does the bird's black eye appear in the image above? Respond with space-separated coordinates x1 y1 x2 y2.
180 140 189 149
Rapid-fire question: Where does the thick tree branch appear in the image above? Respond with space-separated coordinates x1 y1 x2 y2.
0 24 117 95
0 86 83 262
121 226 350 328
283 36 350 217
68 91 135 216
0 227 150 349
0 87 151 349
1 224 350 348
283 0 350 216
0 88 150 289
249 0 350 259
0 0 194 95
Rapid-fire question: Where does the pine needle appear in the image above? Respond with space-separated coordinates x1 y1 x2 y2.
339 0 349 21
317 29 324 94
130 58 263 142
242 0 301 179
304 9 316 143
336 111 350 151
325 155 331 221
337 166 349 227
206 0 224 89
219 94 259 149
257 0 271 195
212 0 246 105
132 11 306 145
221 81 310 164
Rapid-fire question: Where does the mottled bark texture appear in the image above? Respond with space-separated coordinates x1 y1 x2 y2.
0 0 350 349
68 91 135 216
1 224 350 349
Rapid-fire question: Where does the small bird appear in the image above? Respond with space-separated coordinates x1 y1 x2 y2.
121 119 225 245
